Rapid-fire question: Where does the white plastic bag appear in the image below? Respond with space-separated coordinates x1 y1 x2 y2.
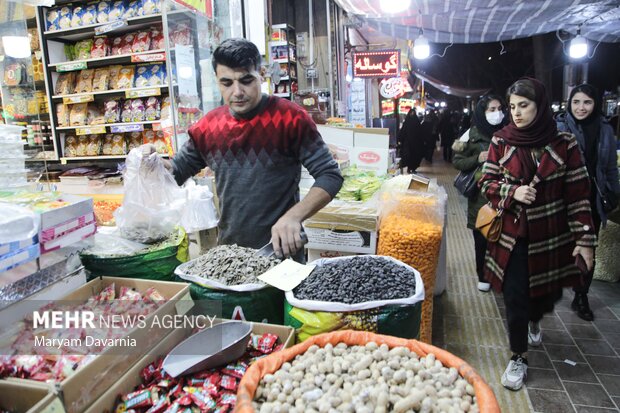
115 148 185 243
180 180 218 233
0 203 40 244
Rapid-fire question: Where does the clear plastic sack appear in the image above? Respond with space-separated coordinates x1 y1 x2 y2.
0 203 40 244
114 148 185 243
180 180 218 233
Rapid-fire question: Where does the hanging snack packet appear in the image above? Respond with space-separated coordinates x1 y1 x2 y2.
82 3 98 25
86 134 103 156
131 98 146 122
124 0 140 18
109 1 126 21
120 33 135 54
97 1 111 23
147 64 165 86
75 39 94 60
64 135 79 157
55 72 76 95
91 36 109 58
145 97 160 121
74 69 95 94
133 65 150 88
108 65 123 89
58 6 73 30
153 130 167 154
46 8 60 31
70 6 85 28
70 103 89 126
117 66 135 89
126 132 143 151
57 104 70 127
103 98 122 123
150 27 164 50
121 99 133 123
87 103 105 125
92 67 110 91
132 30 152 53
160 96 171 120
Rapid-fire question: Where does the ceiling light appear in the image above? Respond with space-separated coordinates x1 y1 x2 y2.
413 34 430 60
569 34 588 59
2 36 30 58
380 0 411 14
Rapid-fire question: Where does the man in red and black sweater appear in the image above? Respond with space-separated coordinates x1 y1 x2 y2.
146 39 342 260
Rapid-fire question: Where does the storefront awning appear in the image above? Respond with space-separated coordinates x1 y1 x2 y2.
411 70 490 99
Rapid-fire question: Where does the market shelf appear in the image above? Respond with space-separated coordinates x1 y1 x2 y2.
52 84 170 100
48 49 166 71
43 13 167 40
55 120 161 131
60 153 168 163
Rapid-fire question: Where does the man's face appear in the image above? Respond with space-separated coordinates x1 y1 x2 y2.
215 64 262 115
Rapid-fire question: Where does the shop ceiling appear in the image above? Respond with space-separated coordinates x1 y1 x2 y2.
335 0 620 45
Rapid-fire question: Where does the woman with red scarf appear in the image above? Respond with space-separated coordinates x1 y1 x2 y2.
479 78 596 391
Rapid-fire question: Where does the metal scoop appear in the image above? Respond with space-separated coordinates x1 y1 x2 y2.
162 321 252 378
256 231 308 258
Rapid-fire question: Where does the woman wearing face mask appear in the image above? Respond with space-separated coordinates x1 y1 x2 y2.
555 84 620 321
452 94 507 292
479 78 596 391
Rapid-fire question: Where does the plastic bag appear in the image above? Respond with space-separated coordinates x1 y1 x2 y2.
180 180 218 233
114 148 185 243
0 203 40 244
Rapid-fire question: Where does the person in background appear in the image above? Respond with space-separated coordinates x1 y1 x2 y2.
452 94 506 292
439 111 459 162
556 84 620 321
397 108 425 173
479 78 596 391
142 38 343 259
422 111 439 163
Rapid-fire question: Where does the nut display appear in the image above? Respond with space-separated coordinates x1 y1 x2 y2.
293 256 417 304
252 342 479 413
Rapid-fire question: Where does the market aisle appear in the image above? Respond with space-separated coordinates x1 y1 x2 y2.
419 156 534 412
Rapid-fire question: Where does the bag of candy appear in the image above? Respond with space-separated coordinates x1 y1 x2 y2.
126 132 143 151
108 65 123 89
117 66 135 89
70 6 85 28
148 64 165 86
57 104 70 127
46 8 60 31
97 1 111 23
103 98 122 123
82 3 98 25
74 69 95 93
123 0 141 18
86 134 103 156
92 67 110 91
109 0 126 21
55 72 76 95
132 30 152 53
76 135 89 156
131 98 146 122
150 27 165 50
121 99 133 123
58 6 73 30
75 39 94 60
142 0 160 15
87 103 105 125
91 36 110 58
145 97 160 121
64 135 79 157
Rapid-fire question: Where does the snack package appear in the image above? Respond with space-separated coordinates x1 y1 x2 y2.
110 36 123 55
109 1 126 21
120 33 136 55
4 63 25 86
108 65 123 89
170 23 191 46
123 0 141 18
70 103 89 126
70 6 85 28
91 36 110 58
64 135 79 157
74 69 95 94
117 66 135 89
92 67 110 91
82 3 98 25
55 72 76 95
87 103 105 125
150 27 164 50
76 135 89 156
145 97 160 121
142 0 160 15
148 64 165 86
153 130 167 154
132 30 152 53
64 44 76 61
58 6 73 30
111 134 126 154
46 8 60 31
142 129 155 145
102 134 114 155
97 1 111 23
133 65 150 88
160 96 171 120
86 134 103 156
103 98 122 123
57 104 70 127
75 39 94 60
126 132 143 151
121 99 133 123
131 98 146 122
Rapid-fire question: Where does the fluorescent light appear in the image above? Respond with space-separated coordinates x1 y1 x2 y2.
569 35 588 59
380 0 411 14
413 34 430 59
2 36 30 58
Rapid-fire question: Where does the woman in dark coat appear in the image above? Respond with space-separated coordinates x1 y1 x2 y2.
397 109 425 172
479 78 596 391
556 84 620 321
452 94 506 292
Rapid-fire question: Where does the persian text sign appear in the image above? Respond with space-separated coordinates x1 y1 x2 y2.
353 50 400 78
381 99 395 116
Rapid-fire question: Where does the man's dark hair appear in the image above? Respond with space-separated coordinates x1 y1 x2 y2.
212 38 261 72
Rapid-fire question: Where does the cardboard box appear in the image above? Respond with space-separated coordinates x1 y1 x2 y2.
303 225 378 254
307 248 361 262
316 125 354 147
84 320 295 413
0 381 64 413
350 147 390 175
353 128 389 150
305 203 378 233
5 277 192 413
38 194 93 231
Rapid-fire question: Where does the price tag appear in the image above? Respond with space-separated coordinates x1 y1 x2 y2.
125 88 161 98
76 125 106 135
110 124 144 133
57 62 88 72
63 95 94 104
131 53 166 63
95 19 128 35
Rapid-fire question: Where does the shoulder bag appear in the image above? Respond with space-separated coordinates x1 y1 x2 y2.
475 203 503 242
453 167 480 198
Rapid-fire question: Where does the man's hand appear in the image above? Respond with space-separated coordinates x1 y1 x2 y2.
138 143 172 172
478 151 488 163
270 216 304 258
140 143 157 157
513 185 537 205
573 246 594 271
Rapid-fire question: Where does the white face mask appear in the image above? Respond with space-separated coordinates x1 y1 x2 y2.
486 111 504 125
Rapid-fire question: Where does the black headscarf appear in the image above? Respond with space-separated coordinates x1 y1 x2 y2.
471 94 506 138
568 84 602 179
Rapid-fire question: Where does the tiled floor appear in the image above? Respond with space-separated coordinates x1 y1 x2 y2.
425 154 620 413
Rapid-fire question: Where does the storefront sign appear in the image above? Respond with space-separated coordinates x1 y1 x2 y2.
399 98 415 114
57 62 88 72
353 50 400 78
381 99 395 116
125 88 161 99
110 124 144 133
174 0 213 18
349 79 366 126
380 75 413 99
63 95 94 104
131 53 166 63
95 19 128 35
76 125 106 135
